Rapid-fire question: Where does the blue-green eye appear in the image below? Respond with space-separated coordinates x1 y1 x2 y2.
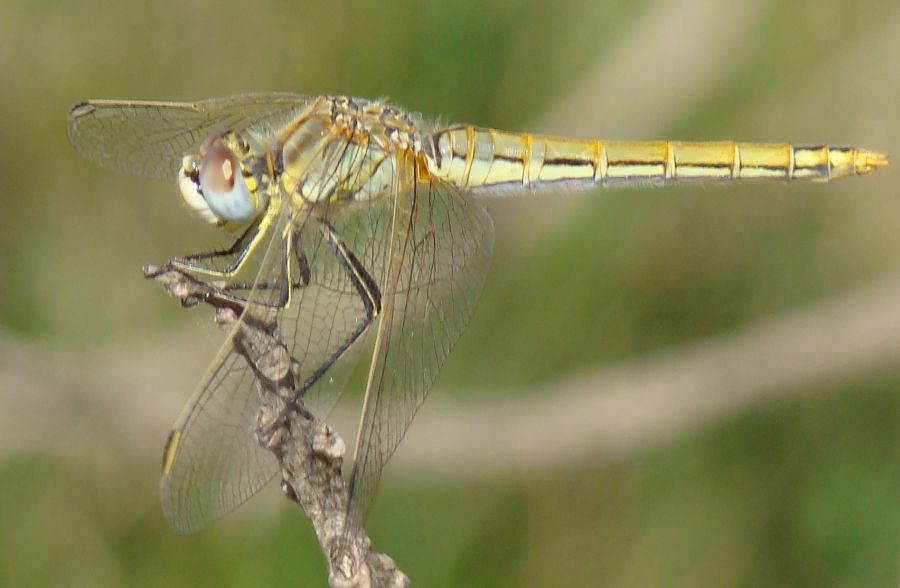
197 144 256 223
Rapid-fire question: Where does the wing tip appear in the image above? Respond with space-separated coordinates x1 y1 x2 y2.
68 101 96 120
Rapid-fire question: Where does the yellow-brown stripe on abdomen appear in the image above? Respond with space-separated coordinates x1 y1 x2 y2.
426 126 881 192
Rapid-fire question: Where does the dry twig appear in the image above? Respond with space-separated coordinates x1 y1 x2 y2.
144 264 408 588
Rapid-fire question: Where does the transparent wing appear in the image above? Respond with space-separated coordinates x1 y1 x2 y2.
157 118 493 535
160 340 281 533
66 93 313 179
282 216 380 418
159 200 378 533
345 177 495 533
158 204 290 534
158 138 392 533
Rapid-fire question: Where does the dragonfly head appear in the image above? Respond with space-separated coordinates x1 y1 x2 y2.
178 131 263 226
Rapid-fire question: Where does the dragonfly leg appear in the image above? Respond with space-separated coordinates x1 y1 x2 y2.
291 219 382 401
160 222 259 283
217 228 311 306
174 220 259 272
166 210 277 279
150 227 286 310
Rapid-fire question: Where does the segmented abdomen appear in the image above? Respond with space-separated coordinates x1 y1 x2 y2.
425 126 887 194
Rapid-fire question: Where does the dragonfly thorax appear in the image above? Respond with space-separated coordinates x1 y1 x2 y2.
279 97 422 207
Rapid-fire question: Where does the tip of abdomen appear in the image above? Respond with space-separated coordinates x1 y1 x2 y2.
826 147 889 180
856 149 889 174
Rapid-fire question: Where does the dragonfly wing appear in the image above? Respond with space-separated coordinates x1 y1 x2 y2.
263 126 406 421
66 93 313 179
159 171 384 532
345 177 495 532
154 108 493 534
158 200 300 534
282 219 377 419
160 341 281 533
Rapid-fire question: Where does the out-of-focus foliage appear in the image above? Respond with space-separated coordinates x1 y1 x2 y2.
0 0 896 586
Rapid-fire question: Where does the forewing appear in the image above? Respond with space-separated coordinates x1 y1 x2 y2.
66 93 312 179
158 205 294 534
345 178 495 532
258 128 395 420
158 129 386 532
280 218 378 418
156 112 492 535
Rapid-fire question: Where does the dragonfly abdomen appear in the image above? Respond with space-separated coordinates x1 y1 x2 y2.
425 126 887 194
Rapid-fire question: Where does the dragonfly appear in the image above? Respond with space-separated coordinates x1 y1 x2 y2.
66 93 887 536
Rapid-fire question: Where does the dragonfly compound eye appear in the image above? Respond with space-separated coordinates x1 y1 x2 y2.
178 155 218 224
196 143 257 223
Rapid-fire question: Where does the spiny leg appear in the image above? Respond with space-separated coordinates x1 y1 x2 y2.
173 220 260 274
145 219 263 300
159 225 296 309
222 228 310 308
161 210 277 280
291 219 382 403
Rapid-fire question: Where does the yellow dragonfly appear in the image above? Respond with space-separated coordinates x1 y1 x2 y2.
66 93 887 536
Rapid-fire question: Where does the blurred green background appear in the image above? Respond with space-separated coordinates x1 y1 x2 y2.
0 0 897 586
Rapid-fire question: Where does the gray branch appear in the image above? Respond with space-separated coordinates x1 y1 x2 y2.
144 264 408 588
